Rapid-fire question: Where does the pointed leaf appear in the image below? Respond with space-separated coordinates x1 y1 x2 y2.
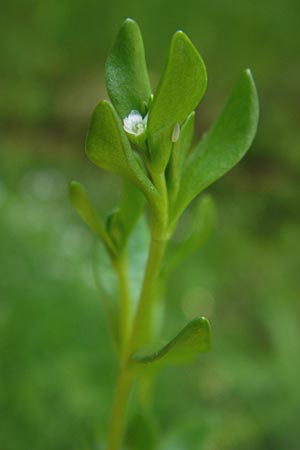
69 181 115 253
85 100 156 199
105 18 152 118
132 317 210 367
148 31 207 171
172 69 259 222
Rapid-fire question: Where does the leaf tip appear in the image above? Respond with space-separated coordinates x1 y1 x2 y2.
194 316 211 351
122 17 139 31
173 29 186 39
242 68 258 94
124 17 137 24
171 29 192 50
242 68 259 122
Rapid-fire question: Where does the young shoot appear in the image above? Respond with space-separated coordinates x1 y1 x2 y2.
69 17 259 450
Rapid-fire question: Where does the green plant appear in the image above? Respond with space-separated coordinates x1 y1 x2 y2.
69 18 259 450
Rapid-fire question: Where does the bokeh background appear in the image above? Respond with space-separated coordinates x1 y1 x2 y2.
1 1 300 449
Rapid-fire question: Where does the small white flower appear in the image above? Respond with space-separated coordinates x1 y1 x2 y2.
123 110 148 136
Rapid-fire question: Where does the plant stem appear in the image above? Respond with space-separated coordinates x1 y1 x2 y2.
106 234 168 450
106 365 134 450
107 170 170 450
129 235 168 350
114 252 131 358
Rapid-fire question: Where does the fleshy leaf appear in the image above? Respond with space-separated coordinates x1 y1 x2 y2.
85 100 156 199
106 181 145 249
105 18 152 118
69 181 115 253
172 69 259 223
164 195 216 274
148 31 207 171
132 317 210 366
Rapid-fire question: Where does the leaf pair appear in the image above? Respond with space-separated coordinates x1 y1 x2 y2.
69 180 144 254
86 18 208 184
87 18 259 225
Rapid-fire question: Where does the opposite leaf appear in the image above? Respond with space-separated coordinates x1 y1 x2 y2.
85 100 156 199
132 317 210 367
172 69 259 223
105 18 152 118
148 31 207 171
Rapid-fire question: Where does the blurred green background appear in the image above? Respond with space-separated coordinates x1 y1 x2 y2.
1 0 300 449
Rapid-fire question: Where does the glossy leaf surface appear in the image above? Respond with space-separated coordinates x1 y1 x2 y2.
106 18 152 118
148 31 207 170
85 100 156 198
173 69 259 222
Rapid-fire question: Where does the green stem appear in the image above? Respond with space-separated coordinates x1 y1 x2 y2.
106 366 134 450
128 170 169 351
106 170 170 450
114 252 131 358
129 235 168 350
106 234 168 450
151 171 169 234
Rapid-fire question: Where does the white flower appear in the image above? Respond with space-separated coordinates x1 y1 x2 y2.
123 110 148 136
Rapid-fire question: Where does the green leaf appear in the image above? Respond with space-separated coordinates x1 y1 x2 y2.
172 69 259 223
164 194 216 274
167 112 195 203
106 181 145 249
69 181 115 253
105 18 152 118
85 100 156 199
148 31 207 171
132 317 210 366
